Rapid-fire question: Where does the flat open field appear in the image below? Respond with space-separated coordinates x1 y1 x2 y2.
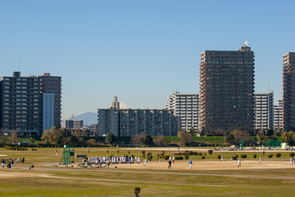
1 147 295 196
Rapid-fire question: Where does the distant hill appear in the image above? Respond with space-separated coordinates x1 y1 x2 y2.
67 112 97 126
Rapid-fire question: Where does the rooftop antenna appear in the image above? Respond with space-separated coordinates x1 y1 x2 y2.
244 40 248 47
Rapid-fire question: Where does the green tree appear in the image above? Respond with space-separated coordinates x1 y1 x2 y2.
178 131 193 146
105 133 116 144
69 135 78 144
189 128 196 136
225 133 234 144
142 135 153 145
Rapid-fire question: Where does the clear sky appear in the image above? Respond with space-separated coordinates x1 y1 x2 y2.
1 0 294 119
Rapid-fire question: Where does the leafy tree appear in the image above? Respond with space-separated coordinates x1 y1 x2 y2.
69 135 78 144
178 131 193 146
142 135 153 145
225 133 234 144
105 133 116 144
131 133 145 144
282 131 295 145
189 128 196 136
153 135 164 146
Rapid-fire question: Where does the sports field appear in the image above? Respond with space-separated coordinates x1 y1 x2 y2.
1 147 295 196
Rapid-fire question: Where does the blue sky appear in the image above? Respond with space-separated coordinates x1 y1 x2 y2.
1 0 294 119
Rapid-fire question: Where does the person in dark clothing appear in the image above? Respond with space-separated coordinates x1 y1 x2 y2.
168 160 172 169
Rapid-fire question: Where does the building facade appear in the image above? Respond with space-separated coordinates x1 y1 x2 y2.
199 43 255 132
39 73 62 128
253 91 273 130
97 97 180 136
0 72 62 136
62 120 84 129
166 91 199 131
282 52 295 131
274 100 283 130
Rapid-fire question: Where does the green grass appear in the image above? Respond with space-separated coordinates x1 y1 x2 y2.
1 147 295 196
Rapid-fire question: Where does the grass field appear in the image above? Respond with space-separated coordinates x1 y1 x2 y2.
1 147 295 196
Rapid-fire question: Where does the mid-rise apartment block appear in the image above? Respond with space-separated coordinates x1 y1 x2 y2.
282 52 295 131
62 120 83 129
166 91 199 131
253 91 273 130
97 97 180 136
199 43 255 132
274 100 283 130
0 72 62 136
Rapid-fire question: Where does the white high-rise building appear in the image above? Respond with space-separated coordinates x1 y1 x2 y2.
254 91 273 130
274 99 283 130
166 91 199 131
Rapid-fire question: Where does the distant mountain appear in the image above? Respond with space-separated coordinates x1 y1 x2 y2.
67 112 97 126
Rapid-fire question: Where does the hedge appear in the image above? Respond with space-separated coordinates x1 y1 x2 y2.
175 156 183 160
268 154 273 158
240 154 247 158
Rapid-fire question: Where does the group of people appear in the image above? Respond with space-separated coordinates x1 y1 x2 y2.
88 155 144 165
1 158 17 168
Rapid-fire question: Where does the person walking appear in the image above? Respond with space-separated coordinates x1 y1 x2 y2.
11 160 14 168
168 160 172 169
189 159 192 169
290 157 294 166
172 156 175 164
1 159 4 168
221 155 224 162
238 159 241 167
259 156 263 163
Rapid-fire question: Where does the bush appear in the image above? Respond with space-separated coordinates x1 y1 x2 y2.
174 153 182 155
217 155 221 159
204 153 206 155
32 148 34 151
193 152 198 155
240 154 247 158
275 153 281 158
164 155 169 160
198 153 203 156
253 154 257 158
208 150 213 155
201 156 205 159
175 156 183 160
289 153 295 157
235 155 239 159
184 155 189 160
268 154 273 158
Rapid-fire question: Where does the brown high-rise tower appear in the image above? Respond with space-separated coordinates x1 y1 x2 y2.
282 52 295 131
199 43 255 132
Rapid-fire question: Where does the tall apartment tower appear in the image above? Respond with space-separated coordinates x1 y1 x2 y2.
0 72 61 136
199 43 255 132
253 91 273 130
282 52 295 131
274 100 283 130
39 73 62 128
166 91 199 131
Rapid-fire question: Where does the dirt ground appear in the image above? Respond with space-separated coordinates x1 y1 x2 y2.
105 159 294 171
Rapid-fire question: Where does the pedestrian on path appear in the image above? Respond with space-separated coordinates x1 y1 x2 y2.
172 157 175 164
1 159 4 168
221 155 224 162
189 159 192 169
259 156 263 163
238 159 241 167
168 160 172 169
